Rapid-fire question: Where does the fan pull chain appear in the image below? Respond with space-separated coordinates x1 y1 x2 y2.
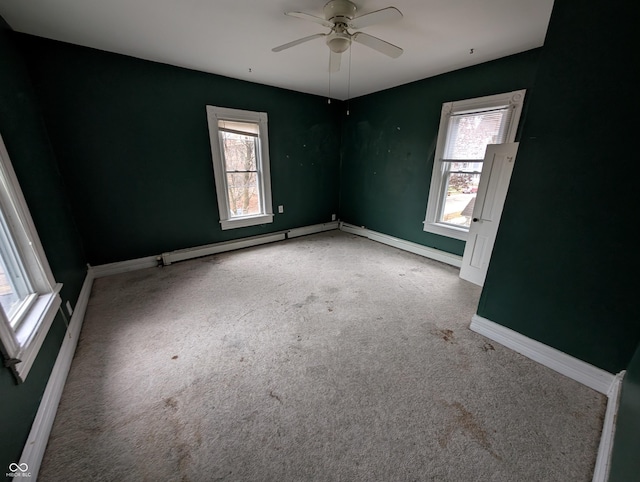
346 45 352 115
328 50 332 104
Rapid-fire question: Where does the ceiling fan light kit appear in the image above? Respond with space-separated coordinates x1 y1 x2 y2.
326 25 351 54
272 0 403 70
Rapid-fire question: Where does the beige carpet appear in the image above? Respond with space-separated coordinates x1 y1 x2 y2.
39 230 606 481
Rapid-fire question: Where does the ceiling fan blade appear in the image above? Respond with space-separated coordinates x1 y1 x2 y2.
272 33 326 52
349 7 403 30
329 50 341 73
352 32 403 58
285 11 334 28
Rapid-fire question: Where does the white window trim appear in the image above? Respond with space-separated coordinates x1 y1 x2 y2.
206 106 274 230
0 133 62 383
423 89 526 241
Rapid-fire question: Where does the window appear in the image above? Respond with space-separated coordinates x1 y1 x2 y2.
206 106 274 230
0 133 62 382
423 90 526 240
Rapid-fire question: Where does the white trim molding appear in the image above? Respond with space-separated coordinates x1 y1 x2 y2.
19 269 94 481
423 89 526 241
206 106 274 231
592 371 625 482
469 314 615 394
90 256 159 278
469 314 624 482
0 132 65 382
339 222 462 268
288 221 339 238
11 284 63 381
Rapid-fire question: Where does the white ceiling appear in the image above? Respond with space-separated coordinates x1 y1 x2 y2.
0 0 554 100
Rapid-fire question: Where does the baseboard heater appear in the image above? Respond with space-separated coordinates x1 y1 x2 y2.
161 221 339 266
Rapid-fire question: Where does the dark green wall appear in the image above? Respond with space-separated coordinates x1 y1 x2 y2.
2 0 638 477
17 36 343 265
340 0 638 374
339 50 540 256
0 18 87 474
609 343 640 481
477 0 638 374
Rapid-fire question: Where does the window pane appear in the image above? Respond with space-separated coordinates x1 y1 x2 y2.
0 262 21 319
444 109 508 160
0 209 32 322
221 130 258 172
226 172 261 217
439 172 480 228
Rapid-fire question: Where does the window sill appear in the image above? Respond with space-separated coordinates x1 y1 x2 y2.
422 221 469 241
13 284 63 382
220 214 274 230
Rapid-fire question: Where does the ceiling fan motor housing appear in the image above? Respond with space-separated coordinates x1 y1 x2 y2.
324 0 357 24
324 1 357 53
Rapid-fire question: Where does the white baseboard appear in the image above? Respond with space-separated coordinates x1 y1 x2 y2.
339 222 462 268
91 256 158 278
19 269 94 481
469 315 623 482
470 314 615 395
288 221 339 238
592 370 625 482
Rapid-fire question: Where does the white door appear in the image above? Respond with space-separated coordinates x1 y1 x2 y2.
459 142 519 286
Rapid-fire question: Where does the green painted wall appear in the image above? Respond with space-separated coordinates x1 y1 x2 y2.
17 35 342 265
0 19 87 475
2 0 638 477
477 0 638 374
609 343 640 481
339 50 540 255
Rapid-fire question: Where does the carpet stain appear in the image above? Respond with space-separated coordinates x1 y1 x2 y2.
269 390 283 404
164 397 178 410
436 328 455 343
439 401 502 461
481 342 495 352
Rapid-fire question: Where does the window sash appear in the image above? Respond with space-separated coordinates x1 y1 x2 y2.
422 90 526 240
218 126 265 219
0 132 62 382
436 160 484 224
206 106 274 230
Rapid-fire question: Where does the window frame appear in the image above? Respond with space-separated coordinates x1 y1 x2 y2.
0 132 62 383
206 106 274 230
423 90 526 241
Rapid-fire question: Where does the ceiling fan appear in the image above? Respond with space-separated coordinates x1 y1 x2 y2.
272 0 403 72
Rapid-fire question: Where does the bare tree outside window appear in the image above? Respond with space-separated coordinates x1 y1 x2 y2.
221 131 261 217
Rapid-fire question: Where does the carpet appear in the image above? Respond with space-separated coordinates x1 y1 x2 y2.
39 230 606 481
